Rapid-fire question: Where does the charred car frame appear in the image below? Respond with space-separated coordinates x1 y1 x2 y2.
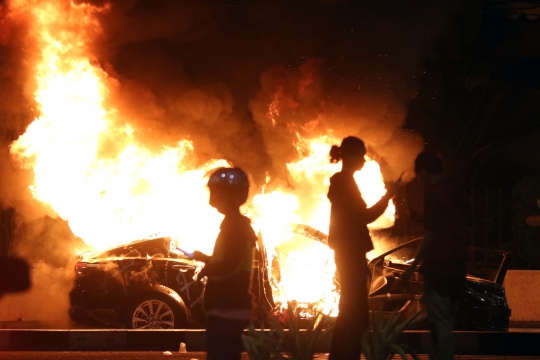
68 237 272 329
69 230 511 331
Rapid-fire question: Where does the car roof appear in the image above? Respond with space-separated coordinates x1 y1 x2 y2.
77 237 173 261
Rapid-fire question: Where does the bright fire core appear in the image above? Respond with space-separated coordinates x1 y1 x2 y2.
7 0 395 315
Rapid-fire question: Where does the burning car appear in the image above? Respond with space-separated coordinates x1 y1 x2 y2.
68 237 272 329
367 238 512 331
69 226 511 331
283 228 511 330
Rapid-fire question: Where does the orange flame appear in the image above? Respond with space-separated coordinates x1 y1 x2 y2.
250 135 394 313
9 0 226 254
8 0 395 315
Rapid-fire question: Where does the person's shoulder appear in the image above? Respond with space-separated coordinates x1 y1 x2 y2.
238 214 254 227
222 213 255 231
330 171 347 184
223 214 257 244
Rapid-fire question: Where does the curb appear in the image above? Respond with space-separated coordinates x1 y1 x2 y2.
402 331 540 356
0 329 538 355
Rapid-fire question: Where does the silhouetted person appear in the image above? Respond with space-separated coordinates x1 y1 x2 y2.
327 136 398 360
401 151 469 360
190 167 257 360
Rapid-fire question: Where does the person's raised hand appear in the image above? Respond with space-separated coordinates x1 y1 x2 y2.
176 247 195 259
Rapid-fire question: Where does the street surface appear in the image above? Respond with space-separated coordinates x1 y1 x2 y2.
0 353 538 359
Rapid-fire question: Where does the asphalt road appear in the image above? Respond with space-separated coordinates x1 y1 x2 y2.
0 353 538 359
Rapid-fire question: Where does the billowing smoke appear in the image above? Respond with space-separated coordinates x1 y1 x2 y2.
249 59 424 183
0 216 89 327
0 6 78 325
0 4 44 220
0 0 464 208
0 0 463 325
82 0 463 184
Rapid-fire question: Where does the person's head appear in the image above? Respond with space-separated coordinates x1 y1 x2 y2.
414 151 443 185
207 167 250 214
329 136 366 172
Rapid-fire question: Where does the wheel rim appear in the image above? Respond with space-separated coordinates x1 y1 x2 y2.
132 299 175 329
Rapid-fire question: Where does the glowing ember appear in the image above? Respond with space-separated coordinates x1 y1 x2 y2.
7 0 396 317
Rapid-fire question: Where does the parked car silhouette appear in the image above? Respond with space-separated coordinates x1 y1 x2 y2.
367 238 511 330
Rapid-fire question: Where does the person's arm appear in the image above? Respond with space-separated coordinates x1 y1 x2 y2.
197 237 245 278
362 192 394 224
328 176 398 225
355 177 400 224
192 251 211 264
196 227 256 280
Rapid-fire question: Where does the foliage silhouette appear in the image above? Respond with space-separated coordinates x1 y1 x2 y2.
362 308 425 360
242 304 334 360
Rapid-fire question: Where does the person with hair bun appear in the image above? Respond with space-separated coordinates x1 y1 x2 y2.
327 136 399 360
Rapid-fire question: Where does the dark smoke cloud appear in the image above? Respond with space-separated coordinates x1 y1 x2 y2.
0 0 462 326
0 3 45 219
249 59 424 182
83 0 463 184
0 217 89 327
0 7 84 323
0 0 465 208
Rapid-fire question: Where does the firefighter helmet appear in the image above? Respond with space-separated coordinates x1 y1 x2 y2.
207 167 250 206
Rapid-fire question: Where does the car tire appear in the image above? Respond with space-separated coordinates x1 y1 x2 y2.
124 292 185 329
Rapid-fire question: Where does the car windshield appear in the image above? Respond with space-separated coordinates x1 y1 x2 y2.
383 239 421 265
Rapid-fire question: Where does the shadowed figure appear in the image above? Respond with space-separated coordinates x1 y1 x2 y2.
400 151 469 360
327 136 399 360
188 167 257 360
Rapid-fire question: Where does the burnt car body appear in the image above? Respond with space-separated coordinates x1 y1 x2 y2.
68 237 272 329
367 238 512 330
69 228 511 331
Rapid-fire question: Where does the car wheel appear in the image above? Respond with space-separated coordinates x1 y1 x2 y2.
125 293 184 329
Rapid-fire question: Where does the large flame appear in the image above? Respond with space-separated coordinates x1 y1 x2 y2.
250 135 394 313
8 0 226 254
7 0 395 316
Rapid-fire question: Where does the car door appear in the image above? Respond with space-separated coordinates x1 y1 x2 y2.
163 257 206 325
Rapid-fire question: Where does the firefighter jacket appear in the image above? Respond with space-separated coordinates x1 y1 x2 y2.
194 212 257 311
